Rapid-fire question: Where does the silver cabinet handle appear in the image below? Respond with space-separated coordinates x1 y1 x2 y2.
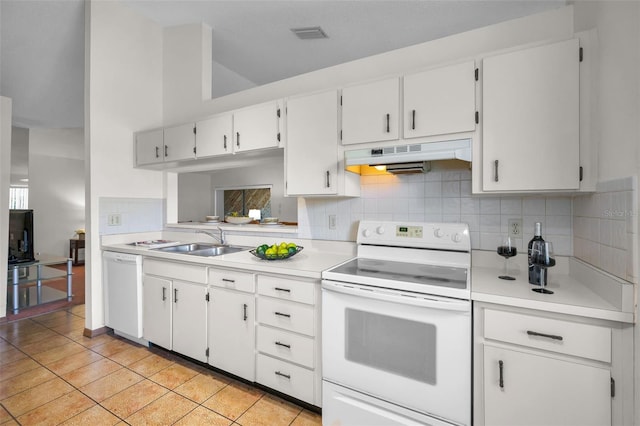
162 287 166 301
526 330 563 341
174 288 178 303
494 160 499 182
275 371 290 380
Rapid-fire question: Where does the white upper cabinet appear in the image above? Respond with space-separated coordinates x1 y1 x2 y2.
233 100 283 153
481 38 580 192
195 113 233 158
286 90 360 197
135 128 164 166
163 123 196 162
341 77 400 145
404 61 476 139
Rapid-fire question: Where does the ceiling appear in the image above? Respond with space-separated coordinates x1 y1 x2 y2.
1 0 566 129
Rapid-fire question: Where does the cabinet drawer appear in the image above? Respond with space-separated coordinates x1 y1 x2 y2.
257 325 314 369
257 298 315 336
256 354 314 404
484 309 611 363
257 275 316 305
143 259 207 284
209 269 254 293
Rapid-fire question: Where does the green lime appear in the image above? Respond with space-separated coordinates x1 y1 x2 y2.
288 247 297 255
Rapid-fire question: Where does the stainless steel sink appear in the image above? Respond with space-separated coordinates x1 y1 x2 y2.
153 243 250 257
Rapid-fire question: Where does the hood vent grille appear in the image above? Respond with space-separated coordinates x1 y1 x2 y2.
384 161 432 174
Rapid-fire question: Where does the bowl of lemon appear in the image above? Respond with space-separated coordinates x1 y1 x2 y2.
250 242 303 260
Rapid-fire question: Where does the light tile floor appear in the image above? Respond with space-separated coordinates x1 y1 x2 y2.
0 305 322 425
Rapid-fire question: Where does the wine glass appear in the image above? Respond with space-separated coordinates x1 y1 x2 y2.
497 236 517 280
531 240 556 294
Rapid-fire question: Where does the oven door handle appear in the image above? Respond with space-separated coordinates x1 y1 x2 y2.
322 281 470 312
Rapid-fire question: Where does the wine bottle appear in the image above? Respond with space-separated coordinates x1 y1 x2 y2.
528 222 544 285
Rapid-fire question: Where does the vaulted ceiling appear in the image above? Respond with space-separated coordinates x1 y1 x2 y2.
1 0 566 129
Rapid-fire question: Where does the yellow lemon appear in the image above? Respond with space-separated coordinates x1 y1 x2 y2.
286 243 297 249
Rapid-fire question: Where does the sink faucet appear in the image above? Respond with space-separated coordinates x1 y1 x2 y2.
197 227 226 245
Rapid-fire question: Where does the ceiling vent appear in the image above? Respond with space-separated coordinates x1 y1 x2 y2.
291 26 328 40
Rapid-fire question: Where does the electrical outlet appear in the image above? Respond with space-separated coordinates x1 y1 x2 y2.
508 218 522 238
328 214 337 230
108 213 121 226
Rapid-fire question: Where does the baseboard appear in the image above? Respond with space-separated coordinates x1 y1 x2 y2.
83 326 108 338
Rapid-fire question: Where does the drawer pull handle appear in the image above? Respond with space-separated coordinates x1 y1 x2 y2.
243 303 248 321
275 371 291 380
526 330 563 341
275 312 291 318
499 360 504 389
275 341 291 349
222 278 235 283
274 287 291 293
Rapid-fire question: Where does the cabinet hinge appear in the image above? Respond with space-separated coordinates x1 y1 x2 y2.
206 347 209 357
611 377 615 398
475 111 479 124
340 96 342 106
277 132 281 142
579 166 584 182
340 130 342 140
205 293 210 302
475 68 479 81
277 108 281 118
193 147 196 155
579 47 584 62
193 126 196 135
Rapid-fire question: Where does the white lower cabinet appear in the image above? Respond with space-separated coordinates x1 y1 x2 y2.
208 286 255 381
142 259 208 362
255 274 321 406
475 303 616 426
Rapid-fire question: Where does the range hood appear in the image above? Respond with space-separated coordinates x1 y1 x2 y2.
345 139 472 173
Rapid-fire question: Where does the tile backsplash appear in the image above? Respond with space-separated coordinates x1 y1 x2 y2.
573 177 638 283
297 168 574 255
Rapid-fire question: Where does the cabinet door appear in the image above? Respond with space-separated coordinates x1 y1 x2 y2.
341 77 400 145
404 61 476 138
208 287 255 381
135 129 164 166
172 280 208 362
483 345 611 426
482 39 580 191
142 276 172 350
233 101 281 152
164 123 196 162
196 113 233 158
286 90 339 195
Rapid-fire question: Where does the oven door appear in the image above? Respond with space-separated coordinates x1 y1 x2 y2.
322 280 471 426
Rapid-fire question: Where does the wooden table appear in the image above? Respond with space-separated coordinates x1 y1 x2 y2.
69 238 85 266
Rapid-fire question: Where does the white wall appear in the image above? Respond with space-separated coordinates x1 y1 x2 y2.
177 172 213 222
212 59 257 99
85 0 164 330
0 97 12 318
10 126 28 185
29 128 84 257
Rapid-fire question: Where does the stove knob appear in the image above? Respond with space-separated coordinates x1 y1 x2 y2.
434 228 444 238
452 233 462 243
376 226 385 235
362 228 372 238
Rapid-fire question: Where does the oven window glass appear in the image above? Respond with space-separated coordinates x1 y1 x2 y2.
345 308 436 385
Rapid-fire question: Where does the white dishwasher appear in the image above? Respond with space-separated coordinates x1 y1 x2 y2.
103 251 144 341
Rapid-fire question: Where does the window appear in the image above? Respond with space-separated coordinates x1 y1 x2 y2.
9 187 28 209
223 187 271 220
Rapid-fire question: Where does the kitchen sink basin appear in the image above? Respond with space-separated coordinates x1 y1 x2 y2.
153 243 250 257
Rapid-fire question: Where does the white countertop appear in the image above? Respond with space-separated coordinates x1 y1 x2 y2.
471 252 635 323
102 233 354 280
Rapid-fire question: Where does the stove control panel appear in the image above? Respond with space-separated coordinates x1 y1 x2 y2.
358 220 470 251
